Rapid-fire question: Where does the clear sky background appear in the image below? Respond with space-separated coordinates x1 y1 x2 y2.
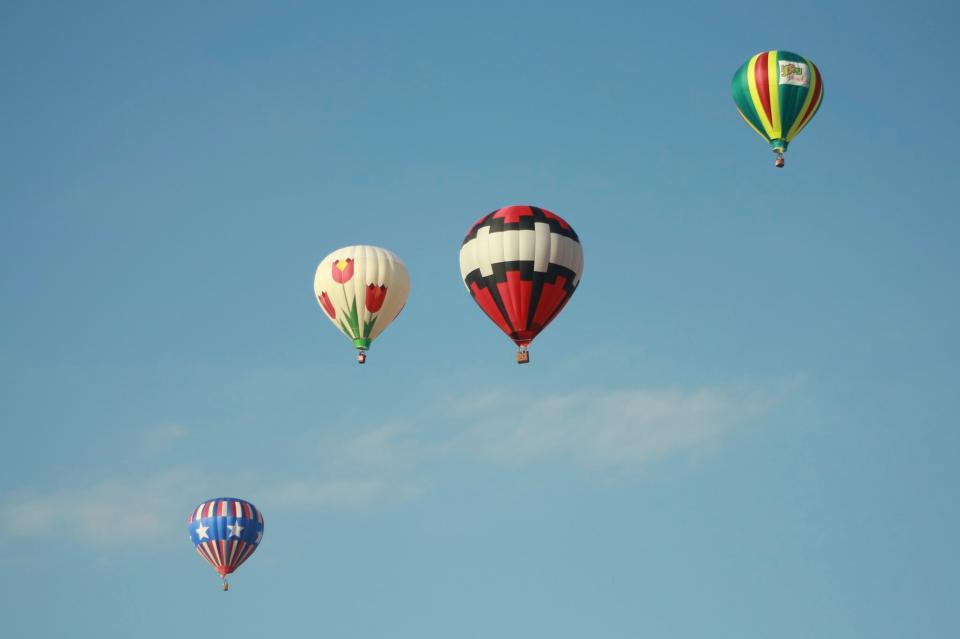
2 1 958 637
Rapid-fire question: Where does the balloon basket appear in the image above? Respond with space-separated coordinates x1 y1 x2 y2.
516 350 530 364
222 579 229 592
357 351 367 364
774 153 785 168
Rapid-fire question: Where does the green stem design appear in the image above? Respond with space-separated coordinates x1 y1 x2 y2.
363 314 378 339
345 298 360 339
337 296 374 350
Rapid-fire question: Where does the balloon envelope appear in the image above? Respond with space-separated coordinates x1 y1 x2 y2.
314 245 411 355
731 50 823 163
459 205 583 356
188 497 263 582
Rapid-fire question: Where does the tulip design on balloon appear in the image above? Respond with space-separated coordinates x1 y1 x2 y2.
314 246 410 363
365 284 387 313
331 257 354 283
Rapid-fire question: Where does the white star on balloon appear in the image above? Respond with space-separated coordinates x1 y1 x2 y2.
195 522 209 540
227 522 244 538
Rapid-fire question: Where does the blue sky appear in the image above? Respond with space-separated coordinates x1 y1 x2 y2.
2 1 958 636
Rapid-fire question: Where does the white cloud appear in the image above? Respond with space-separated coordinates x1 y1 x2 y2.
2 384 770 546
3 469 200 545
449 386 765 467
325 384 767 470
318 423 420 471
2 471 414 546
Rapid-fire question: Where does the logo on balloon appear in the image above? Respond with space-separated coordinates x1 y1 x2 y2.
778 61 809 86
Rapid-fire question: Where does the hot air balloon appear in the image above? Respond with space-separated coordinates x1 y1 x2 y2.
314 245 410 364
188 497 264 591
731 50 823 167
460 205 583 364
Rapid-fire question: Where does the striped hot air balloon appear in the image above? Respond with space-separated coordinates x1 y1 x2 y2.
187 498 264 590
460 205 583 364
731 50 824 167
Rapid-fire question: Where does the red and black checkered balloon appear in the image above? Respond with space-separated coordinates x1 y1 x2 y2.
459 205 583 353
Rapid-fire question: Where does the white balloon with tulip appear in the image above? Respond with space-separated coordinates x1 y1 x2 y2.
313 245 410 363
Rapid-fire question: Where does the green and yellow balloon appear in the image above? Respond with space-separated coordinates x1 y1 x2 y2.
732 50 823 167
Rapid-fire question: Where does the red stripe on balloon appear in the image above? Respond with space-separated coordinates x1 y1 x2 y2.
796 65 822 131
532 276 570 332
218 541 231 575
498 274 523 333
469 282 512 335
755 51 772 124
196 545 215 569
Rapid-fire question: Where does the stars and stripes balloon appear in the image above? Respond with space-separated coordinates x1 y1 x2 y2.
731 50 824 167
314 245 411 364
460 205 583 364
188 498 264 590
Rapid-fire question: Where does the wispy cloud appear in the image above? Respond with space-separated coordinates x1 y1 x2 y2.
313 383 767 471
1 471 412 546
318 423 421 472
447 386 766 467
3 469 200 545
2 383 771 547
